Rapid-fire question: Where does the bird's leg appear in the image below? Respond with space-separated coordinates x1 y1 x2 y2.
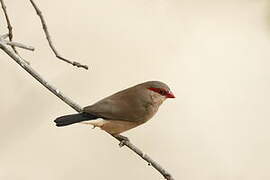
113 134 130 147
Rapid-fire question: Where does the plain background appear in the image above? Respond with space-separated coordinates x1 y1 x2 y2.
0 0 270 180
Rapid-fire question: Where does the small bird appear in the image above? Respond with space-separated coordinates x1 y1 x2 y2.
54 81 175 139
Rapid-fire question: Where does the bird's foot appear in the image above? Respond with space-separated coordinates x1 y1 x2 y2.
114 134 130 147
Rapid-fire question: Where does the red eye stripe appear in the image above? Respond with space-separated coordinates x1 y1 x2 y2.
148 87 167 96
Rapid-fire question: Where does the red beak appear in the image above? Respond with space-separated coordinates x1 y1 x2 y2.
166 91 175 98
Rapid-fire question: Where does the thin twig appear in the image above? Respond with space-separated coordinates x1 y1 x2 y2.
0 34 35 51
0 39 175 180
0 0 17 53
0 0 31 65
29 0 88 70
5 41 35 51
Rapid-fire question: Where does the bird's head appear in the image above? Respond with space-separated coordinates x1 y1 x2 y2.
145 81 175 99
146 81 175 99
137 81 175 106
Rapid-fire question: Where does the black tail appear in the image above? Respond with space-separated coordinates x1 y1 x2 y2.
54 112 98 127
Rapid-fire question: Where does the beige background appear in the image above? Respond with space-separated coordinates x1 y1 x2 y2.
0 0 270 180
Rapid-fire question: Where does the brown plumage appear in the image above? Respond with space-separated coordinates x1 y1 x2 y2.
54 81 175 135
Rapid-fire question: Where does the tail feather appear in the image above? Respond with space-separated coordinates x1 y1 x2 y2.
54 112 98 127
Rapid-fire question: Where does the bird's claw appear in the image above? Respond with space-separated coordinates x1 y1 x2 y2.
119 140 127 147
114 135 130 147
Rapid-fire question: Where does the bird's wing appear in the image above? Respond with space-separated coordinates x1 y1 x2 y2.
83 89 148 122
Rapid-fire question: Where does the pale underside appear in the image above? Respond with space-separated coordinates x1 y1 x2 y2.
81 118 143 135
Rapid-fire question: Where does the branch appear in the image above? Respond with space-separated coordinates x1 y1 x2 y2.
0 0 16 52
29 0 88 70
5 41 35 51
0 0 31 65
113 135 174 180
0 39 174 180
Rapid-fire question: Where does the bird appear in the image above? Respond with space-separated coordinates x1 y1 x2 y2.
54 81 175 141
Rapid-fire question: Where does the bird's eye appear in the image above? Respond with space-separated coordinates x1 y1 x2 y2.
159 89 167 96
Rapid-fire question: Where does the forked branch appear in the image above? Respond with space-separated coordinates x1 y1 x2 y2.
29 0 88 70
0 0 15 50
0 1 174 179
